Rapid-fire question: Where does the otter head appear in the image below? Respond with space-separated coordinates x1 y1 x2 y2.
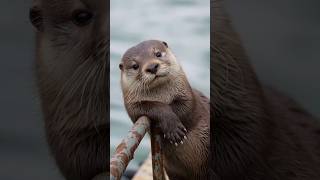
119 40 183 96
30 0 107 82
29 0 108 125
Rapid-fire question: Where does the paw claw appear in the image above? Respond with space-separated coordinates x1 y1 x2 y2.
180 141 183 144
175 142 178 146
184 136 187 140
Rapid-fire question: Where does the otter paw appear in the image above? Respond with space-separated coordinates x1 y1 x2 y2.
163 123 187 146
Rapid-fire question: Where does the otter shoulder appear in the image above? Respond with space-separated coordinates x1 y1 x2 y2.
192 89 209 104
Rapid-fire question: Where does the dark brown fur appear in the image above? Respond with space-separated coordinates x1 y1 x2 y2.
30 0 109 180
211 0 320 179
120 40 210 180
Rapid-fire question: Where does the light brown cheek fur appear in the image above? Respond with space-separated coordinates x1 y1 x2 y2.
121 64 186 105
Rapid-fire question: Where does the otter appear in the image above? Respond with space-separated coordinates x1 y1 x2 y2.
29 0 108 180
119 40 210 179
211 0 320 179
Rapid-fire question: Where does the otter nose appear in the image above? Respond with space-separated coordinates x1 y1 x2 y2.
145 63 159 74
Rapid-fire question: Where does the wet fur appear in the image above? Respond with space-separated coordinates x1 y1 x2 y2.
121 40 210 179
30 0 109 180
211 0 320 179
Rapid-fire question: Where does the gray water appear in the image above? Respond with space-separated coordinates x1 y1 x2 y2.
110 0 210 170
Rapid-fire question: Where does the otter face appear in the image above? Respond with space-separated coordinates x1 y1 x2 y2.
30 0 107 81
30 0 108 125
119 40 181 91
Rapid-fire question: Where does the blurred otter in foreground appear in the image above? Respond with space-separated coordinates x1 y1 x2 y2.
30 0 108 179
211 0 320 179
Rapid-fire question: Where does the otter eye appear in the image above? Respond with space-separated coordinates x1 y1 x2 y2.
155 52 162 58
162 41 168 48
72 10 94 26
29 7 43 31
119 64 123 70
132 64 139 70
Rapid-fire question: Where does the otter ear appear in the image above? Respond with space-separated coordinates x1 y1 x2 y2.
119 63 123 71
162 41 168 48
30 0 43 32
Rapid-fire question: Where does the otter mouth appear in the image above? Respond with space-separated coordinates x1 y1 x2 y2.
154 71 169 80
148 72 169 85
155 74 167 79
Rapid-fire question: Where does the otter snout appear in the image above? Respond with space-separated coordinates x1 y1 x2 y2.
145 63 160 74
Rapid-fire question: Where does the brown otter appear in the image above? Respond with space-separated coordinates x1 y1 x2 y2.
119 40 210 179
29 0 108 180
211 0 320 179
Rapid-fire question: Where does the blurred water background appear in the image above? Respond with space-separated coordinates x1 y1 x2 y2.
110 0 210 170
